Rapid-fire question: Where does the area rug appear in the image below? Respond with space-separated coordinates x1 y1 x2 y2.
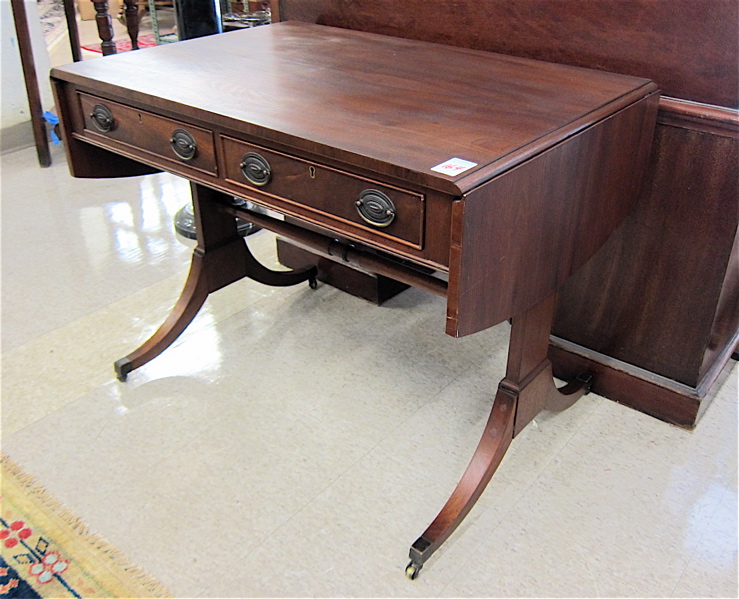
0 454 171 598
38 0 68 48
81 33 158 53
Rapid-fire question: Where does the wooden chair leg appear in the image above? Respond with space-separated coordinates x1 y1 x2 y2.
92 0 117 55
122 0 140 49
406 292 592 579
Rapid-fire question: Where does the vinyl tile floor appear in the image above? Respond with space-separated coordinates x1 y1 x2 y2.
2 144 737 598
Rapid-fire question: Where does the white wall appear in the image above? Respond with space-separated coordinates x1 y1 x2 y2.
1 0 55 130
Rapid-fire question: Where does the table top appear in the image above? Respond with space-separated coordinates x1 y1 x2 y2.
52 22 654 194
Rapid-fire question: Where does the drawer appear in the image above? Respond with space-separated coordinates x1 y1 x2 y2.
222 136 425 250
78 93 217 175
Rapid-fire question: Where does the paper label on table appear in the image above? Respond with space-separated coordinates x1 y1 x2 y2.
430 157 478 176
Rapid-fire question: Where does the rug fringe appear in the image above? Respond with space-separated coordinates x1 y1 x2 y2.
1 453 173 598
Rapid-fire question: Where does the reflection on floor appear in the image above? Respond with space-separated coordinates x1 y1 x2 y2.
1 140 737 598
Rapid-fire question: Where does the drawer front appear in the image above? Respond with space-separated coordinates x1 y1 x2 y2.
222 137 425 249
78 93 217 175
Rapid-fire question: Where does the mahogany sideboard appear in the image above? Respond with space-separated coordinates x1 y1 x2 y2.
51 22 658 576
276 0 739 429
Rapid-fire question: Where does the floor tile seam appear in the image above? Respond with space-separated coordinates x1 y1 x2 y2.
0 282 239 404
1 309 213 433
84 401 309 584
78 451 178 524
362 372 478 487
679 484 739 586
429 359 533 597
108 288 443 579
433 493 524 599
511 403 713 559
6 393 206 499
434 466 564 595
573 531 691 596
116 409 233 478
0 374 110 437
667 562 693 598
657 479 737 539
0 270 189 360
5 389 238 506
193 461 351 599
223 452 367 549
543 388 611 455
443 510 688 598
81 431 268 586
134 279 289 349
519 392 604 486
432 397 610 596
206 380 456 591
112 283 291 381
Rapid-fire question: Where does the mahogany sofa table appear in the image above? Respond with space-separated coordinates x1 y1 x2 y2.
51 22 659 578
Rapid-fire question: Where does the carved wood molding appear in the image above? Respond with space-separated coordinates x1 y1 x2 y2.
659 97 739 137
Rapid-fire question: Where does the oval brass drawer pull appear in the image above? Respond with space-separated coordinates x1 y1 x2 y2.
355 189 396 227
170 129 198 161
240 152 272 186
90 104 115 132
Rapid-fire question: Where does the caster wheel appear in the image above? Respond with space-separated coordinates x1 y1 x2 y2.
405 561 422 580
308 276 318 290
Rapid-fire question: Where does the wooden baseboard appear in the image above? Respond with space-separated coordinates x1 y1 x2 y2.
549 335 738 429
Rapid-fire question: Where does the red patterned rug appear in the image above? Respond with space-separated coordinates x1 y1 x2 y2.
0 454 171 598
81 32 158 53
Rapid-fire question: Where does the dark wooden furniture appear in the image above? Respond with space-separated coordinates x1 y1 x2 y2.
277 0 739 429
10 0 51 166
61 0 82 62
89 0 141 54
51 22 658 576
10 0 85 167
88 0 279 54
550 101 738 427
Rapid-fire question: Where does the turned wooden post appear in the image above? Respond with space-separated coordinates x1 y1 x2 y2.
92 0 116 54
122 0 140 49
92 0 141 54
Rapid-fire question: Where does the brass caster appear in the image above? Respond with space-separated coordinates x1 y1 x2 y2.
405 561 422 580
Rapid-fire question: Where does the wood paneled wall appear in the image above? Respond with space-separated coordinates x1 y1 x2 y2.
277 0 739 427
278 0 738 108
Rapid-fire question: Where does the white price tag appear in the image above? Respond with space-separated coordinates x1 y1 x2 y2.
430 157 478 176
